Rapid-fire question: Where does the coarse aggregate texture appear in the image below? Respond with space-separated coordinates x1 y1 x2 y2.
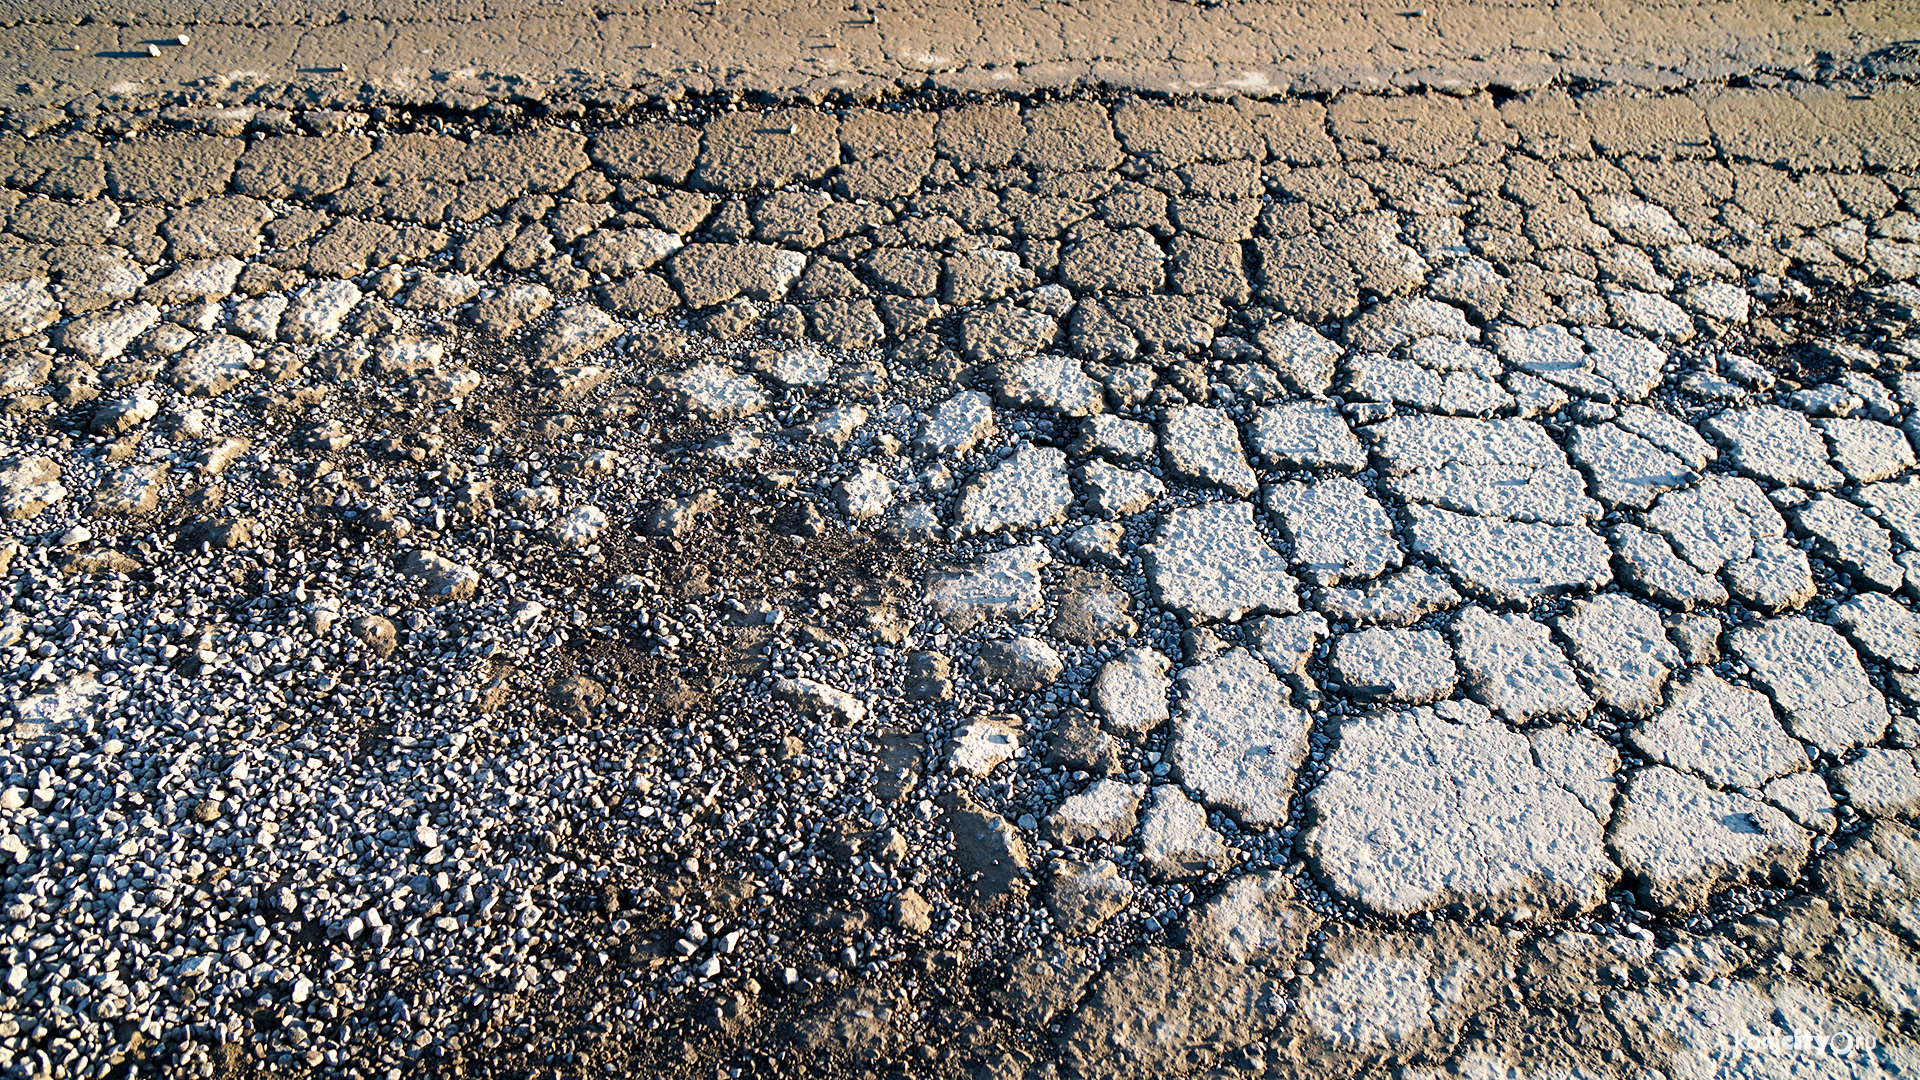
5 39 1920 1080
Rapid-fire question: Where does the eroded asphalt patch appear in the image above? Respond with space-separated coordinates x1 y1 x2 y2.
3 81 1920 1079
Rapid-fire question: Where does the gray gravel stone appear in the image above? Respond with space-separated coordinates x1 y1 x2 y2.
1138 785 1238 880
1629 671 1805 789
954 442 1074 537
1264 477 1401 586
1143 501 1300 624
1306 701 1615 919
1169 648 1312 827
1728 617 1890 755
1368 415 1599 525
1159 406 1257 496
1552 593 1681 717
1329 628 1456 704
1405 504 1612 604
1312 566 1463 627
1609 765 1808 913
1447 606 1590 723
1091 647 1172 741
1244 400 1367 473
1700 404 1845 490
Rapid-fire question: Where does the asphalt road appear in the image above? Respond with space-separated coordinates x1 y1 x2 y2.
2 0 1918 113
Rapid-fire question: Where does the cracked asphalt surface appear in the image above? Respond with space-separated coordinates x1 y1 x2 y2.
5 3 1920 1079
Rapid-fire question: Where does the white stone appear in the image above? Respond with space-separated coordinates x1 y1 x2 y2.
1306 701 1616 919
280 278 362 344
772 677 867 726
914 390 995 455
1091 647 1173 740
1264 476 1401 585
1169 649 1312 827
946 719 1021 776
1609 765 1808 912
1729 616 1889 755
954 442 1074 537
548 506 608 549
1138 785 1237 880
1329 627 1456 705
0 277 58 341
170 334 257 397
1143 501 1300 623
924 543 1051 631
1630 671 1805 790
